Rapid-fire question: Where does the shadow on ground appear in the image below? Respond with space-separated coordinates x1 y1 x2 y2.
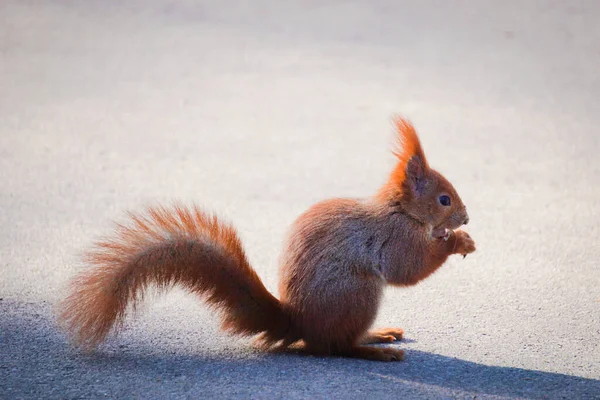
2 299 598 399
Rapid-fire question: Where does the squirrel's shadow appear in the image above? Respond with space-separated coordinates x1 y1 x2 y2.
2 301 599 399
86 348 599 399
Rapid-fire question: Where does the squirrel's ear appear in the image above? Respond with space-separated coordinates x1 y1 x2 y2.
405 155 427 196
390 116 429 187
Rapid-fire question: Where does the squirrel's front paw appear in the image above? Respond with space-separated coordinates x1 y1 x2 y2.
453 230 476 257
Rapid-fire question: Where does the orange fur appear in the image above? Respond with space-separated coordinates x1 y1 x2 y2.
389 116 428 186
58 205 293 350
58 116 475 361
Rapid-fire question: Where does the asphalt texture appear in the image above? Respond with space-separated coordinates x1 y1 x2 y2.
1 1 599 399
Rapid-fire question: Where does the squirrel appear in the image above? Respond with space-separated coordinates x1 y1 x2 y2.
58 116 475 362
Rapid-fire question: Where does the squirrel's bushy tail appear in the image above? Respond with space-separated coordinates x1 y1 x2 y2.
58 205 293 350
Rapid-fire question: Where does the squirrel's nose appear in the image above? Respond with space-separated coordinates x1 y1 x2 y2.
463 217 469 225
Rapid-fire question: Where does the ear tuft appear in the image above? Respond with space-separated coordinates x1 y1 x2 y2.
390 115 429 185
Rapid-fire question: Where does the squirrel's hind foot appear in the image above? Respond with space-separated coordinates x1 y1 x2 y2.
343 346 405 362
359 327 404 344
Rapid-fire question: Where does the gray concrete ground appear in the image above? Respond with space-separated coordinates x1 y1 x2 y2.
1 1 599 399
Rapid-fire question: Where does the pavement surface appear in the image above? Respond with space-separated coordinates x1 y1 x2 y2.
1 1 599 399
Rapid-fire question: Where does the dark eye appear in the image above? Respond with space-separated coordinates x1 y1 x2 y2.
439 195 451 206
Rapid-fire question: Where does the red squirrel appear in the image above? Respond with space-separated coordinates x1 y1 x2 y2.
59 117 475 362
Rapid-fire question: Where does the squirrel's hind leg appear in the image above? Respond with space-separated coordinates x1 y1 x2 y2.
359 327 404 344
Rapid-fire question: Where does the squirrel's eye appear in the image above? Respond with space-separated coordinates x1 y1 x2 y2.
439 195 451 206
